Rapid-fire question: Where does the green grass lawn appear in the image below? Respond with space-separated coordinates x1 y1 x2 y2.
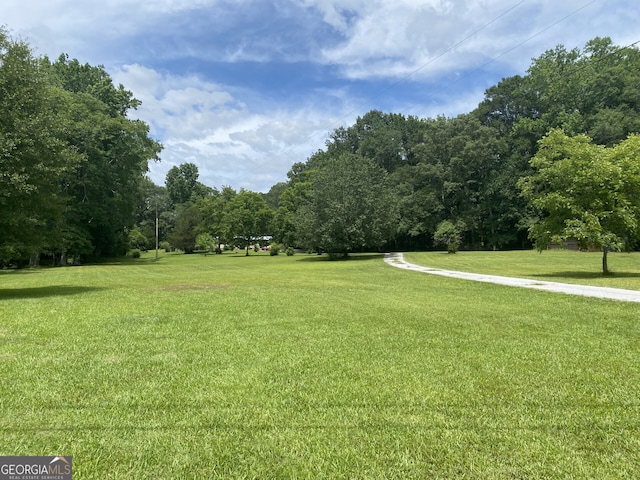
1 251 639 479
405 249 640 290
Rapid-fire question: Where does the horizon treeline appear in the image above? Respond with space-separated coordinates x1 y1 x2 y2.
2 30 640 264
152 36 640 257
266 36 640 253
0 28 162 266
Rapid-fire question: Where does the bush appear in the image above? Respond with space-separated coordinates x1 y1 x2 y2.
269 243 284 257
270 243 282 256
196 233 214 254
286 247 295 256
128 228 148 251
434 219 466 254
130 249 141 259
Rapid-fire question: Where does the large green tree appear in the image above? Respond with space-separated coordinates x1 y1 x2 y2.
168 203 202 253
295 153 398 257
518 129 640 274
222 189 273 256
197 185 236 250
0 30 80 263
45 54 162 258
1 34 161 263
166 163 200 207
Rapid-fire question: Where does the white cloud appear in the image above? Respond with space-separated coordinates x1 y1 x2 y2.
5 0 639 192
307 0 639 80
111 64 341 192
308 0 519 78
7 0 639 78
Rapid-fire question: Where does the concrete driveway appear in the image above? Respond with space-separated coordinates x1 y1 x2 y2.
384 252 640 303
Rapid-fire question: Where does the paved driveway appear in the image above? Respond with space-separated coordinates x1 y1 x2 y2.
384 252 640 303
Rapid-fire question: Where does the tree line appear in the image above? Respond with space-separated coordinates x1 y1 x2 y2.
0 28 161 266
3 31 640 268
266 36 640 262
135 165 273 257
144 37 640 270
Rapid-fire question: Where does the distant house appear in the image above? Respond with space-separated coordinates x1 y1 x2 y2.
549 239 599 251
548 239 578 250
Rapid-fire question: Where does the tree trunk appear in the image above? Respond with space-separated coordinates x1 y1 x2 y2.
29 252 40 267
602 248 609 275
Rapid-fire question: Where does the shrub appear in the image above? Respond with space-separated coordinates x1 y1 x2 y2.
129 249 141 259
286 247 295 256
434 219 466 254
128 228 148 251
196 233 215 254
270 243 282 256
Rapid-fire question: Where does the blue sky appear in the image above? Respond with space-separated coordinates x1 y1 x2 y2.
5 0 638 192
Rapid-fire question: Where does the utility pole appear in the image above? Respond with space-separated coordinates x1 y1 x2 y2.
155 201 159 259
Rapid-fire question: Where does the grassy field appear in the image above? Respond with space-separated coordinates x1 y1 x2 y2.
405 250 640 290
1 250 639 479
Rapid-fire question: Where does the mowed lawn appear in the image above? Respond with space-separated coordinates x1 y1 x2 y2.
1 251 639 479
405 249 640 289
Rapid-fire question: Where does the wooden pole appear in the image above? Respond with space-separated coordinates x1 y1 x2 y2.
155 202 159 259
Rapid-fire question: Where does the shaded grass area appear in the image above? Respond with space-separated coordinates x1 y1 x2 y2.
405 250 640 290
0 286 105 300
1 252 639 478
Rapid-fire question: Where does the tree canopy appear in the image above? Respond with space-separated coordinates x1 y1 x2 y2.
0 31 81 262
222 190 273 256
0 29 161 265
264 36 640 264
294 153 397 257
4 32 640 272
519 130 640 273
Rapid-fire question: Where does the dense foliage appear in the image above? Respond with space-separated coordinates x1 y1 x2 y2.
294 153 397 257
0 32 80 263
519 130 640 273
0 29 161 265
268 37 640 256
3 31 640 264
